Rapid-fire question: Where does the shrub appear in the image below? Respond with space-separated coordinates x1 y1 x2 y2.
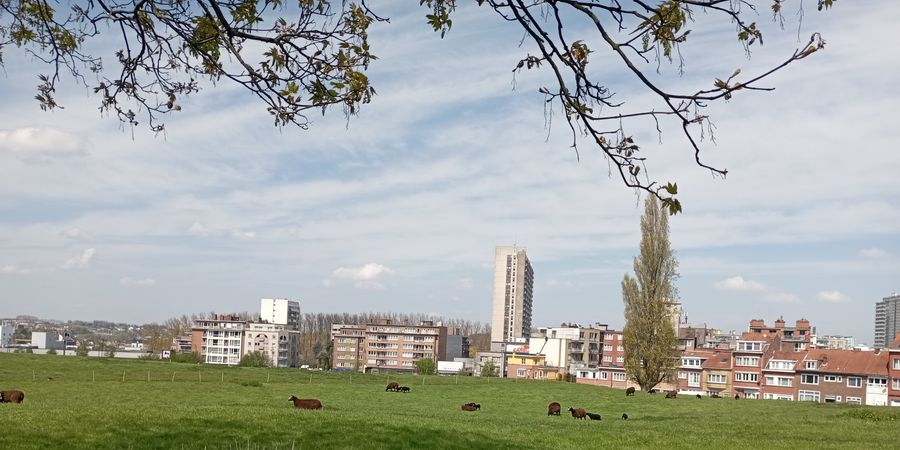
138 353 160 361
416 358 436 375
170 352 203 364
480 362 498 377
237 351 272 368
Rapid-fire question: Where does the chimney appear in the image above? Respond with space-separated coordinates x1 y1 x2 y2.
774 318 785 328
749 319 765 328
796 319 810 329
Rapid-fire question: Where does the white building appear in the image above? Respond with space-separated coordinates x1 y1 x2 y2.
259 298 300 330
490 246 534 351
192 315 247 365
0 325 14 347
244 322 299 368
31 331 64 350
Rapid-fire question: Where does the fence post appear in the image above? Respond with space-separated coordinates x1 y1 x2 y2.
267 372 270 383
199 371 202 383
172 371 176 382
148 370 151 382
456 374 459 385
221 372 224 383
92 370 95 382
122 370 126 382
32 369 35 381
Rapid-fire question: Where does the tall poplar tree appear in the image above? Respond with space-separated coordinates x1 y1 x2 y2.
622 196 679 391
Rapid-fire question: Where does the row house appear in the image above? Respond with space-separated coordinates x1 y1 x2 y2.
889 334 900 406
676 349 733 396
574 366 629 389
795 349 890 405
330 320 449 373
677 350 712 395
506 353 565 380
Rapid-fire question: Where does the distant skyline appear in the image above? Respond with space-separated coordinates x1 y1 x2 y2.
1 2 898 345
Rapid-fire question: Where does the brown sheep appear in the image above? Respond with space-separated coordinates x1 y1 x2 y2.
665 390 677 399
461 403 480 411
385 382 399 392
625 387 636 396
0 390 25 403
547 402 561 416
288 395 322 410
568 407 587 419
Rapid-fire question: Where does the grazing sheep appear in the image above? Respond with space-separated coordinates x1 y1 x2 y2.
621 413 629 420
696 394 702 399
586 412 602 420
547 402 561 416
735 394 740 400
397 386 410 393
711 392 721 399
287 395 322 410
665 391 677 399
0 390 24 403
568 407 587 419
385 382 399 392
461 403 480 411
625 387 636 396
648 389 658 394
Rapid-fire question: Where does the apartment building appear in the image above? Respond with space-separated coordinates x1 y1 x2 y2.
575 366 629 389
329 320 450 373
490 246 534 351
816 335 856 350
875 293 900 349
506 353 562 380
259 298 300 330
792 349 890 405
331 324 366 371
677 350 713 395
529 324 607 373
191 315 247 365
701 349 733 397
244 321 299 368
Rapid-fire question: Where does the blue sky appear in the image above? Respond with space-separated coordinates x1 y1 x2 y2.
1 2 898 345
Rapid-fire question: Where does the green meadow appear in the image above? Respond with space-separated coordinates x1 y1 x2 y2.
0 353 897 449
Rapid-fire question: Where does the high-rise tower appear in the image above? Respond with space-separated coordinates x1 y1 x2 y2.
490 246 534 351
875 293 900 348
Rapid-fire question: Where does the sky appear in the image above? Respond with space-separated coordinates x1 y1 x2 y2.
1 2 898 345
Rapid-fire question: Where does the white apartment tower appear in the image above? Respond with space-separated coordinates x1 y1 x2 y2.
874 293 900 349
491 246 534 351
260 298 301 330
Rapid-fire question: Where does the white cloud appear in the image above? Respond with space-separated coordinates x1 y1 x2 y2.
714 276 767 292
60 228 92 240
1 264 30 275
62 248 96 270
188 222 214 237
120 277 156 287
331 263 394 289
458 277 474 289
0 127 87 160
763 292 801 304
230 230 257 240
859 247 889 259
817 290 849 304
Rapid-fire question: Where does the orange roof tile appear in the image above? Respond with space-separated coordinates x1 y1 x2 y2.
804 349 888 376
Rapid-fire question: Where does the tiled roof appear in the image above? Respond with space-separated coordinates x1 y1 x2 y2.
804 349 889 376
701 350 733 370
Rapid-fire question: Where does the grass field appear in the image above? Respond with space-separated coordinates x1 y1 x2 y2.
1 353 898 449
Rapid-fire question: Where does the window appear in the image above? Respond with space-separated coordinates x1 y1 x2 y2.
707 374 727 384
824 395 840 403
805 360 817 370
801 374 819 385
847 397 861 405
735 372 758 382
794 343 806 352
688 372 701 387
892 379 900 390
847 377 862 388
766 360 796 371
823 375 842 382
517 369 526 378
765 376 792 387
603 344 613 352
600 371 608 380
678 371 687 379
681 358 702 367
868 377 887 386
893 358 900 370
737 341 763 351
603 356 612 363
798 390 820 402
735 356 759 367
763 393 793 401
617 345 624 351
616 356 624 363
613 372 626 382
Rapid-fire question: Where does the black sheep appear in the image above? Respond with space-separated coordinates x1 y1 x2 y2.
586 412 602 420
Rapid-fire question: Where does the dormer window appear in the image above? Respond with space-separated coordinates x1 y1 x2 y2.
805 360 817 370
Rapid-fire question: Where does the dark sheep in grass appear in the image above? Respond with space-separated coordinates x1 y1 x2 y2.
711 392 721 399
547 402 561 416
0 390 24 403
625 387 636 396
648 389 658 394
735 394 740 400
461 403 480 411
288 395 322 410
568 407 587 419
586 412 602 420
397 386 410 393
621 413 629 420
665 391 677 399
696 394 702 399
385 382 399 392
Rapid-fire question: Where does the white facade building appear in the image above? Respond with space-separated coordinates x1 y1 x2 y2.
0 325 14 347
31 331 64 350
490 246 534 351
259 298 300 330
244 322 299 368
192 316 247 365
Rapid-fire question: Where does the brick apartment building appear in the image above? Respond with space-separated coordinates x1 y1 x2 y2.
330 320 450 373
889 334 900 406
